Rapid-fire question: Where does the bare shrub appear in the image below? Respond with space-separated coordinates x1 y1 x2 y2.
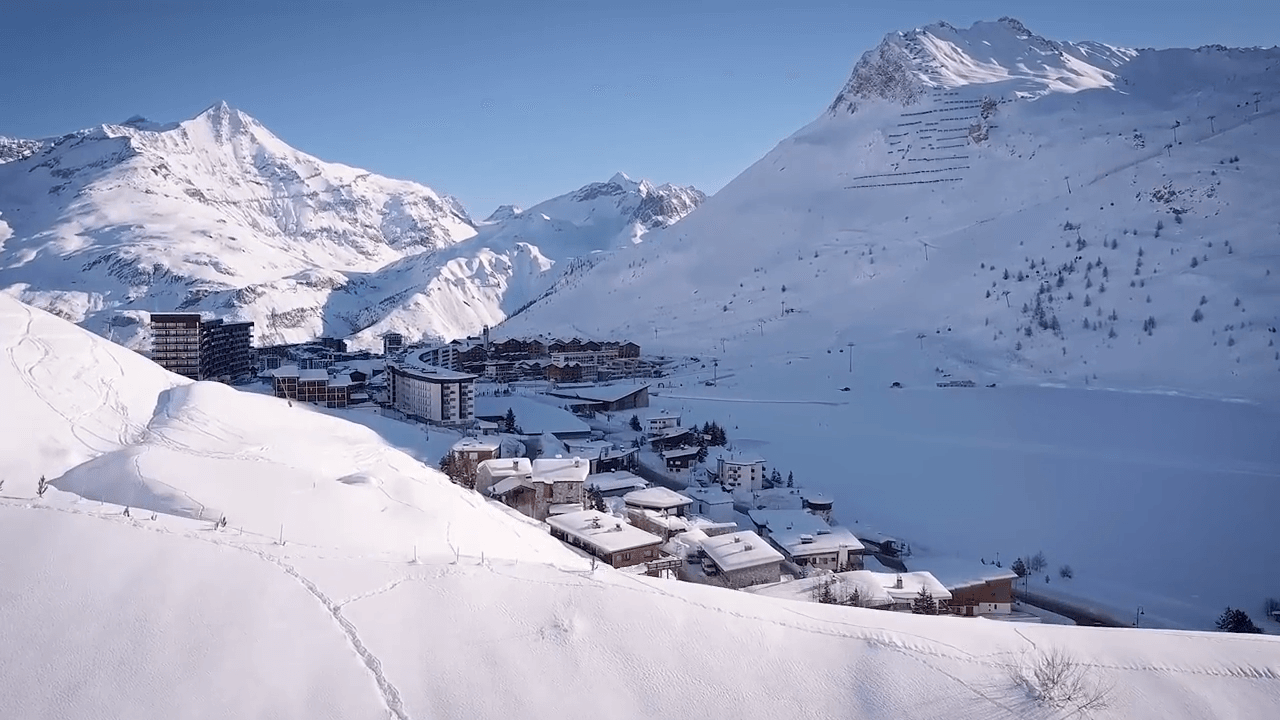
1010 647 1112 713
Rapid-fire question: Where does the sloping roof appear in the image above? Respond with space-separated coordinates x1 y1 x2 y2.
700 531 784 572
473 396 590 436
623 486 693 511
908 556 1019 591
749 510 864 557
661 446 700 460
452 436 502 453
298 369 329 382
531 457 591 483
687 486 735 506
746 570 951 607
547 510 662 553
489 476 527 496
545 383 650 404
271 365 301 379
584 472 648 494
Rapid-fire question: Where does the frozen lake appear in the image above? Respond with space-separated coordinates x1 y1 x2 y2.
648 357 1280 630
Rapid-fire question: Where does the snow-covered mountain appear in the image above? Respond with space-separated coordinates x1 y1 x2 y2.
0 102 476 347
4 293 1279 719
340 172 704 349
503 18 1280 402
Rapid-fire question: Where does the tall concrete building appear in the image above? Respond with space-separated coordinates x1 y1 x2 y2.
148 313 254 381
388 350 477 425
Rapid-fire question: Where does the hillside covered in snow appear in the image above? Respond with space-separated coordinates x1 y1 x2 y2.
504 18 1280 402
343 172 704 349
3 294 1279 719
0 102 479 347
0 105 703 349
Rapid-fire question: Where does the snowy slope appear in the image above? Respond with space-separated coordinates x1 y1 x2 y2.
341 172 704 348
3 294 1279 719
502 18 1280 402
0 102 476 347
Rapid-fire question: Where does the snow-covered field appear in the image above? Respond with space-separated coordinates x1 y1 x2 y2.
4 279 1280 719
638 345 1280 632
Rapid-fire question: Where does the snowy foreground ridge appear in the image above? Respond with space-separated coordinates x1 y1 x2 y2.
3 293 1280 717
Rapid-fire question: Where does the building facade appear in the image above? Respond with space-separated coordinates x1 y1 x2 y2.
149 312 253 381
382 332 405 357
388 354 477 425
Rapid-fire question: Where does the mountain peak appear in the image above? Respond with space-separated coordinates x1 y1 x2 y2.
484 204 524 223
608 171 636 188
829 18 1128 114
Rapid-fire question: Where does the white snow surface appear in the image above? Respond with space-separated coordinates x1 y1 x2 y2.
344 171 704 349
2 295 1280 718
502 18 1280 402
0 102 477 348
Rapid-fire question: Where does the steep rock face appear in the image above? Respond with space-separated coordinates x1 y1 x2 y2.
0 102 476 347
342 172 704 349
501 19 1280 401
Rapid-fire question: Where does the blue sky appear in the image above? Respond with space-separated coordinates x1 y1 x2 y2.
1 0 1276 217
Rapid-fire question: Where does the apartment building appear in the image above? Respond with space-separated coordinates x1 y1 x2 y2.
149 313 254 382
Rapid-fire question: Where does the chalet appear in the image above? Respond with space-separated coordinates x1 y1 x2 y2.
475 457 533 496
489 457 590 522
698 531 784 589
527 339 546 357
581 340 602 352
916 559 1018 617
749 509 865 572
449 437 503 488
544 383 650 412
747 570 951 612
547 510 663 568
646 413 681 435
661 446 701 473
686 486 736 525
650 426 695 452
623 486 693 517
584 471 648 498
626 508 690 542
564 439 638 474
546 362 584 383
618 342 640 359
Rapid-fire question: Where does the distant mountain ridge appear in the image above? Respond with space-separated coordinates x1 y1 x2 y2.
500 18 1280 401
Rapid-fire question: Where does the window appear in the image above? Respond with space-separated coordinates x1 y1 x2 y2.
621 552 631 561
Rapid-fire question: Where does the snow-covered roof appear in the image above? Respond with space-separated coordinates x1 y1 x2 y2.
623 486 693 511
630 508 690 533
477 457 532 480
299 369 329 382
750 510 864 557
584 471 648 494
653 426 692 440
908 556 1018 591
544 383 650 404
700 531 784 573
547 510 663 553
489 476 526 496
687 486 735 505
271 365 300 378
394 355 477 381
452 436 502 453
661 446 700 459
710 448 766 466
473 396 590 436
531 457 591 483
548 503 581 516
747 570 951 607
564 439 614 456
648 413 680 421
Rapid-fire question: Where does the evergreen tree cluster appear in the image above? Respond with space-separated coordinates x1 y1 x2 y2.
912 587 939 615
1215 607 1262 633
698 421 727 446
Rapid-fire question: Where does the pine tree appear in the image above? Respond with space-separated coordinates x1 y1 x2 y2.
586 486 607 513
912 587 938 615
770 469 782 486
629 414 642 432
1215 607 1262 633
786 471 794 488
504 408 517 433
1011 557 1028 577
36 475 48 498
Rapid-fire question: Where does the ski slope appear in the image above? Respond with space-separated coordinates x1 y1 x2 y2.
503 19 1280 402
3 293 1279 719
